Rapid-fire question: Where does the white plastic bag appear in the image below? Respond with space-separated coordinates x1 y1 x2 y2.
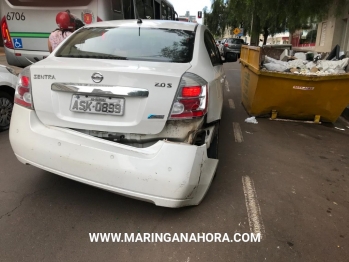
317 58 349 72
264 63 288 72
288 59 307 69
245 117 258 124
264 55 289 67
294 52 306 60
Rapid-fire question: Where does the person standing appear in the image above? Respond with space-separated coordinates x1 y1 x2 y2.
48 11 76 53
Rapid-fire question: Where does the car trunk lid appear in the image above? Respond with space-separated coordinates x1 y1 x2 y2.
31 58 191 134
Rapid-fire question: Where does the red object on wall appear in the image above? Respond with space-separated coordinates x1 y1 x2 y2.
83 13 93 24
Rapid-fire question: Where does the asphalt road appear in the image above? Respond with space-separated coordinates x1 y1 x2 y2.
1 61 349 262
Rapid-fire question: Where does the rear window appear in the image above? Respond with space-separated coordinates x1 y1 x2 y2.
229 39 244 44
55 27 195 63
7 0 92 7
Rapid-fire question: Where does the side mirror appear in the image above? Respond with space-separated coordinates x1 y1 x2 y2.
224 53 238 63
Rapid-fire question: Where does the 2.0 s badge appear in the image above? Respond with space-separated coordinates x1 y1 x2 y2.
155 83 172 88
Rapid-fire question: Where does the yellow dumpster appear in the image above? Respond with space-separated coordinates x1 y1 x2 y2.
240 45 349 123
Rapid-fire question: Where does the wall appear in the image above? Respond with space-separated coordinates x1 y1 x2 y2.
315 4 349 53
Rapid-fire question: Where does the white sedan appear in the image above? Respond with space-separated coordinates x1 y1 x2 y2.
9 20 236 207
0 65 18 131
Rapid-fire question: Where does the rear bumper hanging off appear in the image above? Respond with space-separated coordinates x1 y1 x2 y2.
9 105 218 208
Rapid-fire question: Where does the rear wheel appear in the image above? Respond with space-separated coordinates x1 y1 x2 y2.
0 91 14 131
225 52 237 61
207 123 219 159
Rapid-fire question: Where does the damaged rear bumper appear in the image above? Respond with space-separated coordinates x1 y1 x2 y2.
9 105 218 208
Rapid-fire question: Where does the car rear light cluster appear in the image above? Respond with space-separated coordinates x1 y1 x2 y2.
224 43 229 47
14 67 34 109
170 73 208 119
1 16 13 49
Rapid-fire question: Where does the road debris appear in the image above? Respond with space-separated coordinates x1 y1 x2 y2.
245 117 258 124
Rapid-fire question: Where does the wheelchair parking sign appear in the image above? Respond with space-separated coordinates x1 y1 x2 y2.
13 38 23 49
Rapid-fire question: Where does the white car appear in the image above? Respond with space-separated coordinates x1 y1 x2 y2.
9 20 236 208
0 65 18 131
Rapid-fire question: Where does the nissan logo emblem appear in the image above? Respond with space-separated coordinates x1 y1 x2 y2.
91 72 103 83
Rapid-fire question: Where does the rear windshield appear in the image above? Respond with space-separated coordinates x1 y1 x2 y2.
7 0 92 7
55 27 196 63
229 39 244 44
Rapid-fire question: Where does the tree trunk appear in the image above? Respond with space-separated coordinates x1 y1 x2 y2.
263 27 269 45
250 13 260 46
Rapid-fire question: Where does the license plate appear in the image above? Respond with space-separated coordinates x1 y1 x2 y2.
70 95 125 116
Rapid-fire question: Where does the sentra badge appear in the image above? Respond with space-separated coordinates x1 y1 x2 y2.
34 75 56 80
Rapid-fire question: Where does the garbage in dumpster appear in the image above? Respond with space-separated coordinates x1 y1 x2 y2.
294 52 306 61
262 53 349 75
326 45 340 60
240 45 349 123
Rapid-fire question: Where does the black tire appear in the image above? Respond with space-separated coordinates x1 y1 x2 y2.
207 123 219 159
225 52 237 61
0 91 14 131
225 53 230 61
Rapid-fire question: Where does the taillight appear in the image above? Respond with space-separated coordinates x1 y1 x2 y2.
14 67 33 109
224 43 228 47
182 86 201 97
170 73 208 119
1 16 14 49
97 16 103 22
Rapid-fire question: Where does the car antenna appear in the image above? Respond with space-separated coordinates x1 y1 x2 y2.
135 2 142 35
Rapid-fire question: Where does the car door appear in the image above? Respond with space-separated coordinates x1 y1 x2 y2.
203 30 225 122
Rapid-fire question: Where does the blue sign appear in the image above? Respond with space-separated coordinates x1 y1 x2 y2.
13 38 23 49
237 28 244 37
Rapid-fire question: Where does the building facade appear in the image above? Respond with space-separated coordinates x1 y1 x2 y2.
179 11 197 23
314 4 349 54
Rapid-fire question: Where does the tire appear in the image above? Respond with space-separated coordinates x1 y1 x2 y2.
224 52 228 60
0 91 14 131
207 123 219 159
225 52 237 61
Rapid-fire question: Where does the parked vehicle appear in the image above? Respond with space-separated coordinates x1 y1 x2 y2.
0 65 18 131
215 39 221 46
9 20 237 208
221 38 245 59
218 38 226 55
1 0 177 68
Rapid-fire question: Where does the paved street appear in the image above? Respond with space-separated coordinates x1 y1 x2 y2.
1 61 349 261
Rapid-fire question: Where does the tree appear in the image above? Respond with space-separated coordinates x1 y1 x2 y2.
203 6 208 26
204 0 228 38
206 0 347 45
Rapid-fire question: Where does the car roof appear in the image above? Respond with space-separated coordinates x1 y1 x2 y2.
85 20 199 31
